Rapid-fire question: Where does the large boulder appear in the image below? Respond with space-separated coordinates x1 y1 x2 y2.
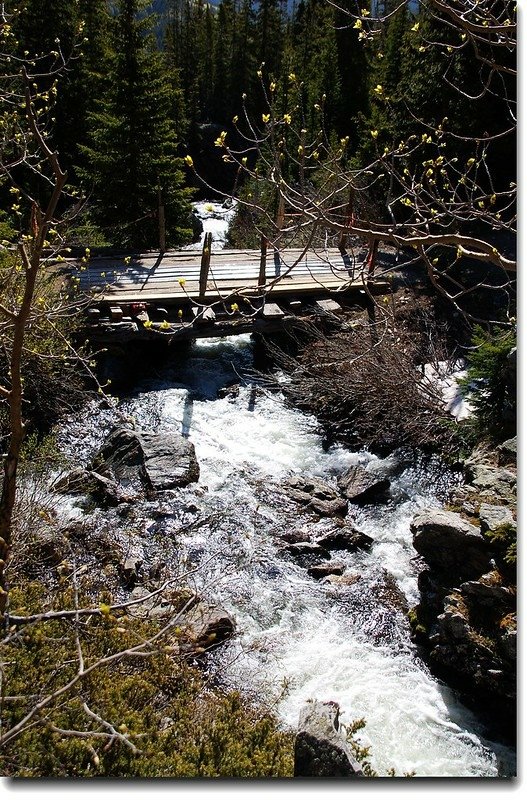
91 426 199 494
140 431 200 490
337 465 390 504
294 700 364 778
427 592 516 717
284 475 348 517
411 508 491 581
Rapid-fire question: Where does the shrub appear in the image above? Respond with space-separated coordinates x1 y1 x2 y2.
0 584 294 778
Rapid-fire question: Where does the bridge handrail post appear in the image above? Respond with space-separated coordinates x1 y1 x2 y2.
199 231 212 300
258 235 267 295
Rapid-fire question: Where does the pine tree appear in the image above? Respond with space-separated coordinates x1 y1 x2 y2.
289 0 343 137
80 0 192 249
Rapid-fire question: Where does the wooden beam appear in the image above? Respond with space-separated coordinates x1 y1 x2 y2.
199 231 212 298
315 299 342 314
258 235 267 293
261 302 284 319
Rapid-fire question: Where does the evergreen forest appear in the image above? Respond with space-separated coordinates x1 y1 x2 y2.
0 0 517 780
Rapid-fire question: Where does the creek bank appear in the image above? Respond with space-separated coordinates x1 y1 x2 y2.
42 328 516 775
409 443 517 740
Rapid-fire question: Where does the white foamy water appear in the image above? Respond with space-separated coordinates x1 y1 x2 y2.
183 200 238 251
58 334 515 778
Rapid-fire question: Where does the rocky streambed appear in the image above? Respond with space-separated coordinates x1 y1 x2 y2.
42 334 516 777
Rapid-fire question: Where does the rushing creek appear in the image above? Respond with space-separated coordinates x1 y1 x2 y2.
55 330 516 779
52 204 515 777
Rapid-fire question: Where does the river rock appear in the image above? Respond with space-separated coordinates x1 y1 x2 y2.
316 528 373 553
284 475 348 517
337 465 390 504
323 573 362 588
307 562 345 580
281 541 331 567
140 431 199 489
478 503 515 534
91 426 199 494
181 602 236 653
427 592 516 716
460 569 514 612
294 700 364 778
120 554 143 586
411 508 491 581
51 467 127 506
278 529 315 545
466 464 516 499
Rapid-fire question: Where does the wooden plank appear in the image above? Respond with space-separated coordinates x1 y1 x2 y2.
261 302 284 319
315 299 343 314
258 235 267 292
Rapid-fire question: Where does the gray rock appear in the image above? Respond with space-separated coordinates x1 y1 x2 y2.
140 431 200 490
121 555 142 585
278 529 314 545
337 465 390 504
181 602 236 652
281 542 331 567
51 467 125 505
498 436 517 466
478 503 515 534
436 609 470 640
307 562 345 580
316 528 373 553
294 700 364 778
468 465 516 499
462 580 513 606
411 508 491 580
284 476 348 517
92 426 199 493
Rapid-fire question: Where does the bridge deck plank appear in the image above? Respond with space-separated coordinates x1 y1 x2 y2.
78 247 366 303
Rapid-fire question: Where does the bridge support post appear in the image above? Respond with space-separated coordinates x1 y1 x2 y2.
258 235 267 294
199 231 212 299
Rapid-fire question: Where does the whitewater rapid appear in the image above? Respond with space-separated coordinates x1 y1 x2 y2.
56 333 515 777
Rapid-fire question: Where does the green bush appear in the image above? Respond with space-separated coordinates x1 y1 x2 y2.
0 584 294 778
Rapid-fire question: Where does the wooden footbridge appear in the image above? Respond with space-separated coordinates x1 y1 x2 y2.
80 238 389 342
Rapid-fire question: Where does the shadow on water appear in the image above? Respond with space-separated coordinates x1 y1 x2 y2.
248 383 258 412
181 393 194 438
